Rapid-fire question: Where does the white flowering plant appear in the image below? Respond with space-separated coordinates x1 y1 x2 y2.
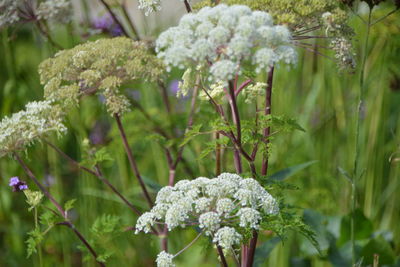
6 0 397 265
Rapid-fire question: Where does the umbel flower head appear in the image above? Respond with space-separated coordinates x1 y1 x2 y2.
0 0 72 29
136 173 279 263
39 37 165 116
156 4 297 83
0 101 66 158
36 0 72 24
194 0 349 31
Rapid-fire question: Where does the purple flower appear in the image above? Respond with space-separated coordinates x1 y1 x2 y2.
92 15 123 37
9 177 20 186
110 25 123 37
9 177 28 192
168 80 180 96
93 15 113 31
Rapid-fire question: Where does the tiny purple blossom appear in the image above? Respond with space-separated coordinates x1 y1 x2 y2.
110 25 123 37
19 184 28 191
9 177 28 192
92 15 123 37
93 15 113 31
9 177 20 186
168 80 180 96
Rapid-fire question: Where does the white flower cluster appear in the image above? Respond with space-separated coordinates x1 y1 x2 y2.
36 0 72 24
0 0 20 28
0 101 66 157
330 37 356 70
135 173 279 250
156 4 297 82
242 82 267 103
138 0 190 16
199 81 225 102
138 0 162 16
156 251 175 267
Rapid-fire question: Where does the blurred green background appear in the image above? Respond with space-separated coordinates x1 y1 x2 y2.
1 1 400 266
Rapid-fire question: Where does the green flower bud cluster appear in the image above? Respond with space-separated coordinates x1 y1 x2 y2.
194 0 349 30
39 37 165 115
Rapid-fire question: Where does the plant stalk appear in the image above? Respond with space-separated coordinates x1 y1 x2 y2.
114 114 154 208
351 9 372 266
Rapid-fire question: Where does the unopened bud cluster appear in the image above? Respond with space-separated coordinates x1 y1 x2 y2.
39 37 164 116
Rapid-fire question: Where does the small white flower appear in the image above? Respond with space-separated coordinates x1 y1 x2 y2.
199 212 221 234
156 251 175 267
195 197 212 213
213 227 242 250
216 198 235 215
138 0 162 16
237 208 261 229
209 60 237 82
135 212 155 234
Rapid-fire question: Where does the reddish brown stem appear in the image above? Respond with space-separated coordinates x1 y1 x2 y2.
261 67 275 176
228 80 243 174
215 132 222 175
235 79 253 97
246 230 258 267
183 0 192 12
217 246 229 267
45 140 143 216
114 114 154 208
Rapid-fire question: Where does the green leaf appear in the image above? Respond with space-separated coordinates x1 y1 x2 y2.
91 214 121 237
97 251 114 263
337 209 374 246
26 228 43 258
254 237 281 267
180 124 202 147
360 236 395 265
269 161 318 181
39 210 57 227
94 148 114 165
338 167 352 184
64 199 77 212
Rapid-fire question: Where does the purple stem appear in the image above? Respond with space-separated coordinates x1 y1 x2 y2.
217 246 229 267
261 67 275 176
114 114 154 208
45 140 143 216
183 0 192 12
228 80 243 174
235 79 253 97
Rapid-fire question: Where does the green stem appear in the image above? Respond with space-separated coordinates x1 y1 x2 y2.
34 207 43 267
352 8 372 266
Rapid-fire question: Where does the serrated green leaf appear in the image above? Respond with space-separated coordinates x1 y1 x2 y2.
91 214 121 237
180 124 202 147
64 199 77 212
26 228 43 258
